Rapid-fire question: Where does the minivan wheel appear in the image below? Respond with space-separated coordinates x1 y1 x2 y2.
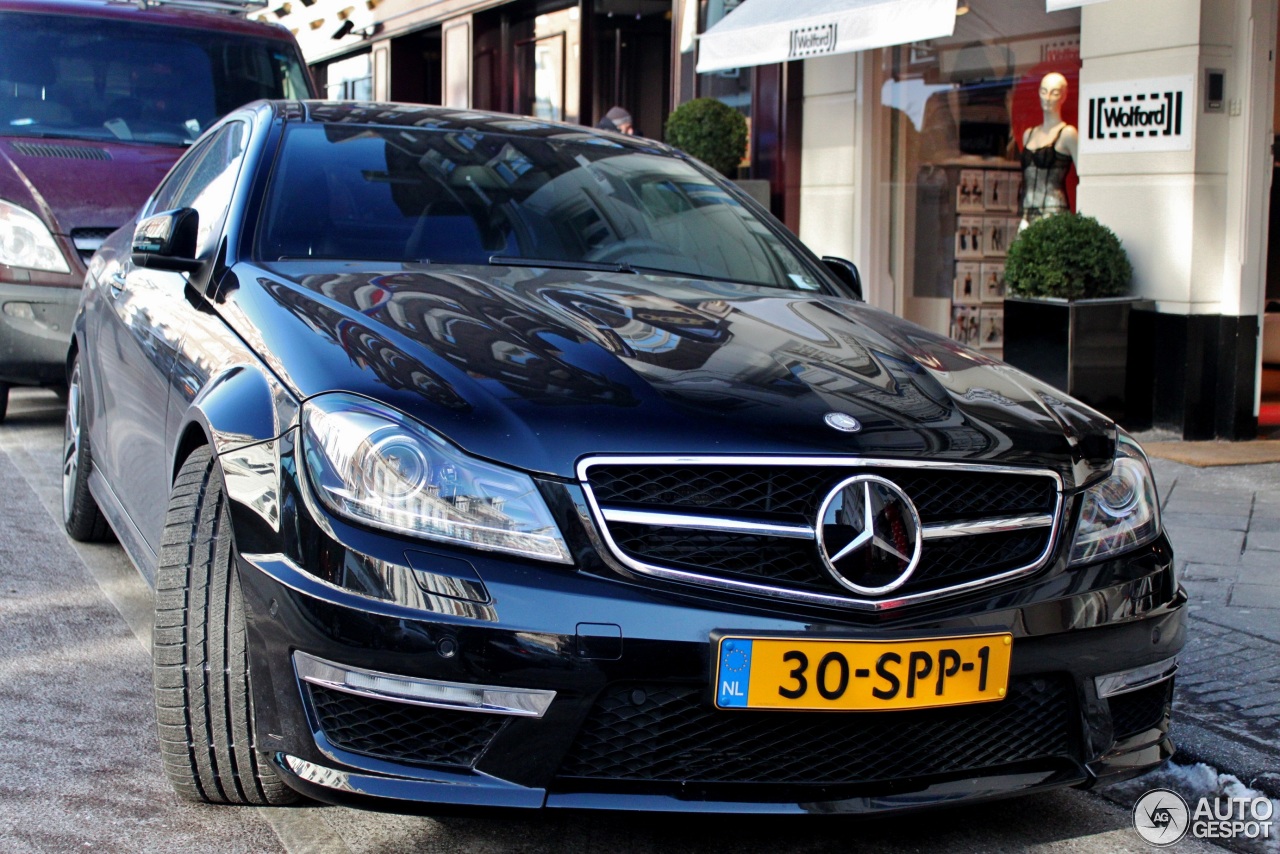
153 446 298 805
62 361 110 541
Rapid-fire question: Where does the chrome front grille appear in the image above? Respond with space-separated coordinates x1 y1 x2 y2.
579 456 1063 610
71 228 116 263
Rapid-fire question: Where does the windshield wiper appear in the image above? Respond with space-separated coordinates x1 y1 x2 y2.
624 264 723 282
489 255 637 274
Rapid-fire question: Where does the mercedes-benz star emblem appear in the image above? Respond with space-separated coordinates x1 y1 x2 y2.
816 475 922 596
823 412 862 433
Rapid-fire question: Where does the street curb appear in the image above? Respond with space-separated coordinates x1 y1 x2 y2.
1171 716 1280 800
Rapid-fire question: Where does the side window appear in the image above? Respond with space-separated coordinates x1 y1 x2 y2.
146 135 214 217
172 121 249 258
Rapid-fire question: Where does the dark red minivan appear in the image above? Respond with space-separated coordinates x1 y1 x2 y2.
0 0 314 420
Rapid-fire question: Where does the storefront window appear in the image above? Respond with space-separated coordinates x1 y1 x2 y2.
324 52 373 100
877 0 1081 353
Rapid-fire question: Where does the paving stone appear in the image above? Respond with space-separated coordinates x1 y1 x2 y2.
1239 549 1280 568
1182 580 1231 606
1162 511 1250 532
1228 583 1280 608
1246 531 1280 551
1237 564 1280 584
1233 689 1280 710
1165 528 1245 562
1183 564 1241 580
1197 689 1241 703
1164 487 1255 506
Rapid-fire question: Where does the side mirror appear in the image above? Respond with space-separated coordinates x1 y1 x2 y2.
821 256 863 301
132 208 202 273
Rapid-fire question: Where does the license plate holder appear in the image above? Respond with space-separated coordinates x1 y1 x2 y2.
713 631 1013 712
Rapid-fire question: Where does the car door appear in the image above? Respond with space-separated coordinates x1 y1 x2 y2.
93 121 250 558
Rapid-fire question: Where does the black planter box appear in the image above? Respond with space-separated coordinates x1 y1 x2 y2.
1003 296 1138 421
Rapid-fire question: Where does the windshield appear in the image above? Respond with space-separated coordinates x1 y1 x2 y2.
0 12 310 146
256 123 823 291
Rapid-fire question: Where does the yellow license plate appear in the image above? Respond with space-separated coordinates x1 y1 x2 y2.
714 633 1012 711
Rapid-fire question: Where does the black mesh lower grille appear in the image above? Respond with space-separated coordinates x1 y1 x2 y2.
1109 681 1172 740
309 685 506 767
558 677 1073 785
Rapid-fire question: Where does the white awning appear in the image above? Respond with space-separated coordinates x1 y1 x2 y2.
696 0 957 74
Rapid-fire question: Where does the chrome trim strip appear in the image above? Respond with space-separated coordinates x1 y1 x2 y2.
922 514 1055 540
283 754 359 793
278 754 547 806
600 507 815 539
294 650 555 717
576 455 1064 612
242 552 499 623
71 235 107 254
1094 656 1179 699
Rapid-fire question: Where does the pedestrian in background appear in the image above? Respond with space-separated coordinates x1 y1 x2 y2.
596 106 633 135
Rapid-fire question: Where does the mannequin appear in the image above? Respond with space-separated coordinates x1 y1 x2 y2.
1019 72 1078 228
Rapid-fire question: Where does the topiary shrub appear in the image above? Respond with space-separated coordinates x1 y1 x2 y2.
664 97 747 177
1005 213 1132 300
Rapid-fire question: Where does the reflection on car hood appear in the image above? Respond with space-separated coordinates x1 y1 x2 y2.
232 263 1114 486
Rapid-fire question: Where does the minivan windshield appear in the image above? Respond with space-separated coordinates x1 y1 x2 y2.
257 123 823 291
0 12 310 146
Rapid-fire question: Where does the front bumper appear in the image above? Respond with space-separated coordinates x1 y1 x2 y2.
234 504 1186 814
0 281 78 385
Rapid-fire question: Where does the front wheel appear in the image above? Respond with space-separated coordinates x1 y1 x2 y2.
152 446 298 805
62 360 110 541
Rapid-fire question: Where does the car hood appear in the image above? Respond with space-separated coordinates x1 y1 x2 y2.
0 137 180 236
230 263 1115 486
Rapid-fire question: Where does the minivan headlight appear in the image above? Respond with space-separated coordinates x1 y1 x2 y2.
301 394 571 564
1068 432 1161 565
0 198 70 273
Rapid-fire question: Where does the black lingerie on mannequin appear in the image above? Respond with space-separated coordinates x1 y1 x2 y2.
1020 125 1072 223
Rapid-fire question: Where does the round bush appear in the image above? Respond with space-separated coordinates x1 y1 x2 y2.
1005 213 1132 300
664 98 747 177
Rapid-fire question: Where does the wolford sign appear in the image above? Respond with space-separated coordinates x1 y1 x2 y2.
789 23 837 59
1080 75 1194 154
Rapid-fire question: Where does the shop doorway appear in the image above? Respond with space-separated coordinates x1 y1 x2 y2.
592 0 669 138
389 26 442 105
1262 19 1280 434
473 2 582 124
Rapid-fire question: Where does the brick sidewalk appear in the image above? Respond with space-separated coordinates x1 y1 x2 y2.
1147 456 1280 794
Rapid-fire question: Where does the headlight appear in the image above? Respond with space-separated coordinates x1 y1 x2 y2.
0 198 70 273
301 394 571 564
1068 432 1161 565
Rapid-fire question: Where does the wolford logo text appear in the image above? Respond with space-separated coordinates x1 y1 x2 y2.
789 24 836 58
1080 76 1192 153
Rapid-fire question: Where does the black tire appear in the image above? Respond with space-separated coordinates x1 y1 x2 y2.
0 381 9 423
62 360 111 542
153 446 298 805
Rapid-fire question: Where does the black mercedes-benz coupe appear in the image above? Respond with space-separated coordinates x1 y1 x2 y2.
64 100 1184 814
